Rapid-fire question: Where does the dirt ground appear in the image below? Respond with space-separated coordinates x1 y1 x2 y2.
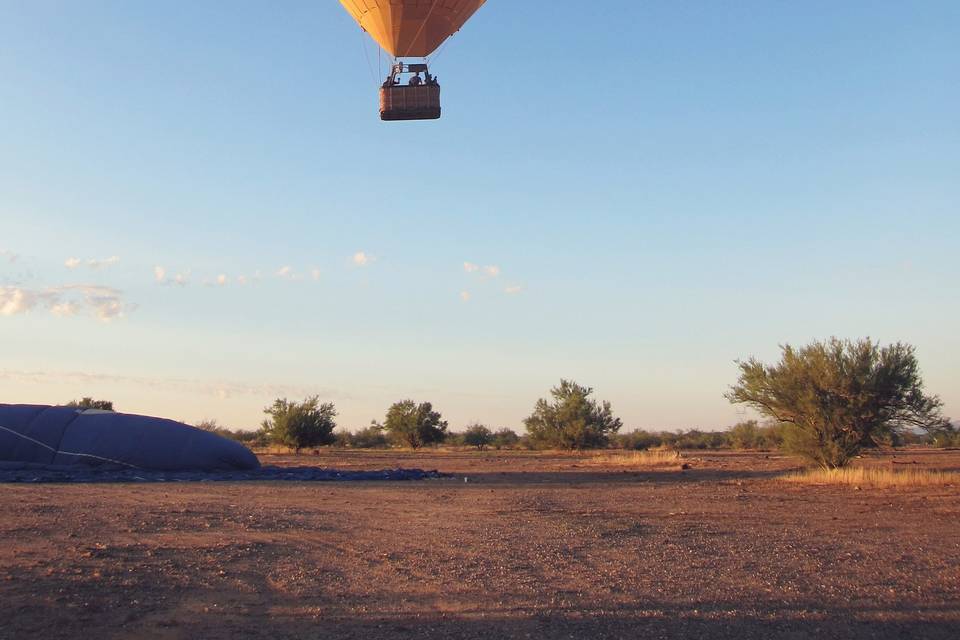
1 449 958 640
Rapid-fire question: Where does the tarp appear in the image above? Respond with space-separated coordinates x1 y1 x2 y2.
0 404 260 472
0 465 446 483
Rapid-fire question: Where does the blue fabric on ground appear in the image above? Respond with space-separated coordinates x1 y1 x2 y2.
0 465 447 483
0 403 260 471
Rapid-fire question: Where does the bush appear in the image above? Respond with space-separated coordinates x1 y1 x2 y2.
351 424 390 448
66 397 114 411
929 423 960 448
727 338 948 468
492 428 520 450
463 424 494 450
261 396 337 453
616 429 664 450
382 400 448 449
196 419 262 444
524 380 622 449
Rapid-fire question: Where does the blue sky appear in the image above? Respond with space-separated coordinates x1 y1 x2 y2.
1 1 957 431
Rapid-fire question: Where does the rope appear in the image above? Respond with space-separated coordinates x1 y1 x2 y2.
426 37 452 66
359 29 377 87
0 424 142 469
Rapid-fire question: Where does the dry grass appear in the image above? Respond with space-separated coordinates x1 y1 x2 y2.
783 466 960 488
585 449 683 467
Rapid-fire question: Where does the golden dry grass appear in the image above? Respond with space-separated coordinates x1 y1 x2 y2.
783 466 960 487
585 449 683 467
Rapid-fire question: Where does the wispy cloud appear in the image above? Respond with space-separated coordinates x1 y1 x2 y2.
504 285 524 295
353 251 373 267
87 256 120 269
459 291 471 302
154 265 189 286
0 249 18 264
50 301 80 317
464 261 501 278
0 368 348 403
0 284 135 321
310 268 322 281
67 256 120 270
276 265 295 279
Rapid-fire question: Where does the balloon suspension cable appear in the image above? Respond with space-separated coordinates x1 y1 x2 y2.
359 29 377 87
426 37 452 66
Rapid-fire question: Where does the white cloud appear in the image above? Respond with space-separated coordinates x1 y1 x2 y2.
66 256 120 270
311 268 322 281
0 287 37 316
237 275 249 286
505 285 524 295
87 256 120 269
0 284 134 321
353 251 373 266
276 265 294 279
216 274 228 286
464 261 502 278
156 266 189 286
0 250 18 264
459 291 471 302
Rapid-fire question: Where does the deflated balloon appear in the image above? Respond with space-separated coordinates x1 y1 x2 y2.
0 404 260 472
340 0 486 58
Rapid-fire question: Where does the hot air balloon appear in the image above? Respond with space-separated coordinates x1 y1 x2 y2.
339 0 487 121
0 404 260 472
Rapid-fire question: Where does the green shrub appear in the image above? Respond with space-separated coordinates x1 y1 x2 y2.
524 380 622 449
463 424 494 450
261 396 337 453
492 428 521 449
382 400 448 449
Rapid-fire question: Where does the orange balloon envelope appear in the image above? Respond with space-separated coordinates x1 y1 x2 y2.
339 0 486 58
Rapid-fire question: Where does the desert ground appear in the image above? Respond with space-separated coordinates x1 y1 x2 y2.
1 449 958 640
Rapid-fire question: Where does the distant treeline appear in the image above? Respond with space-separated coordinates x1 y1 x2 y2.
206 419 956 451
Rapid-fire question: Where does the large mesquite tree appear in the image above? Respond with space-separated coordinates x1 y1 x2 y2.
726 338 948 468
261 396 337 453
382 400 448 449
524 380 622 449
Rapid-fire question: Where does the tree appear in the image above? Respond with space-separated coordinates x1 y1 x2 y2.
382 400 448 449
261 396 337 453
524 379 623 449
726 338 949 468
463 423 494 450
66 397 114 411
